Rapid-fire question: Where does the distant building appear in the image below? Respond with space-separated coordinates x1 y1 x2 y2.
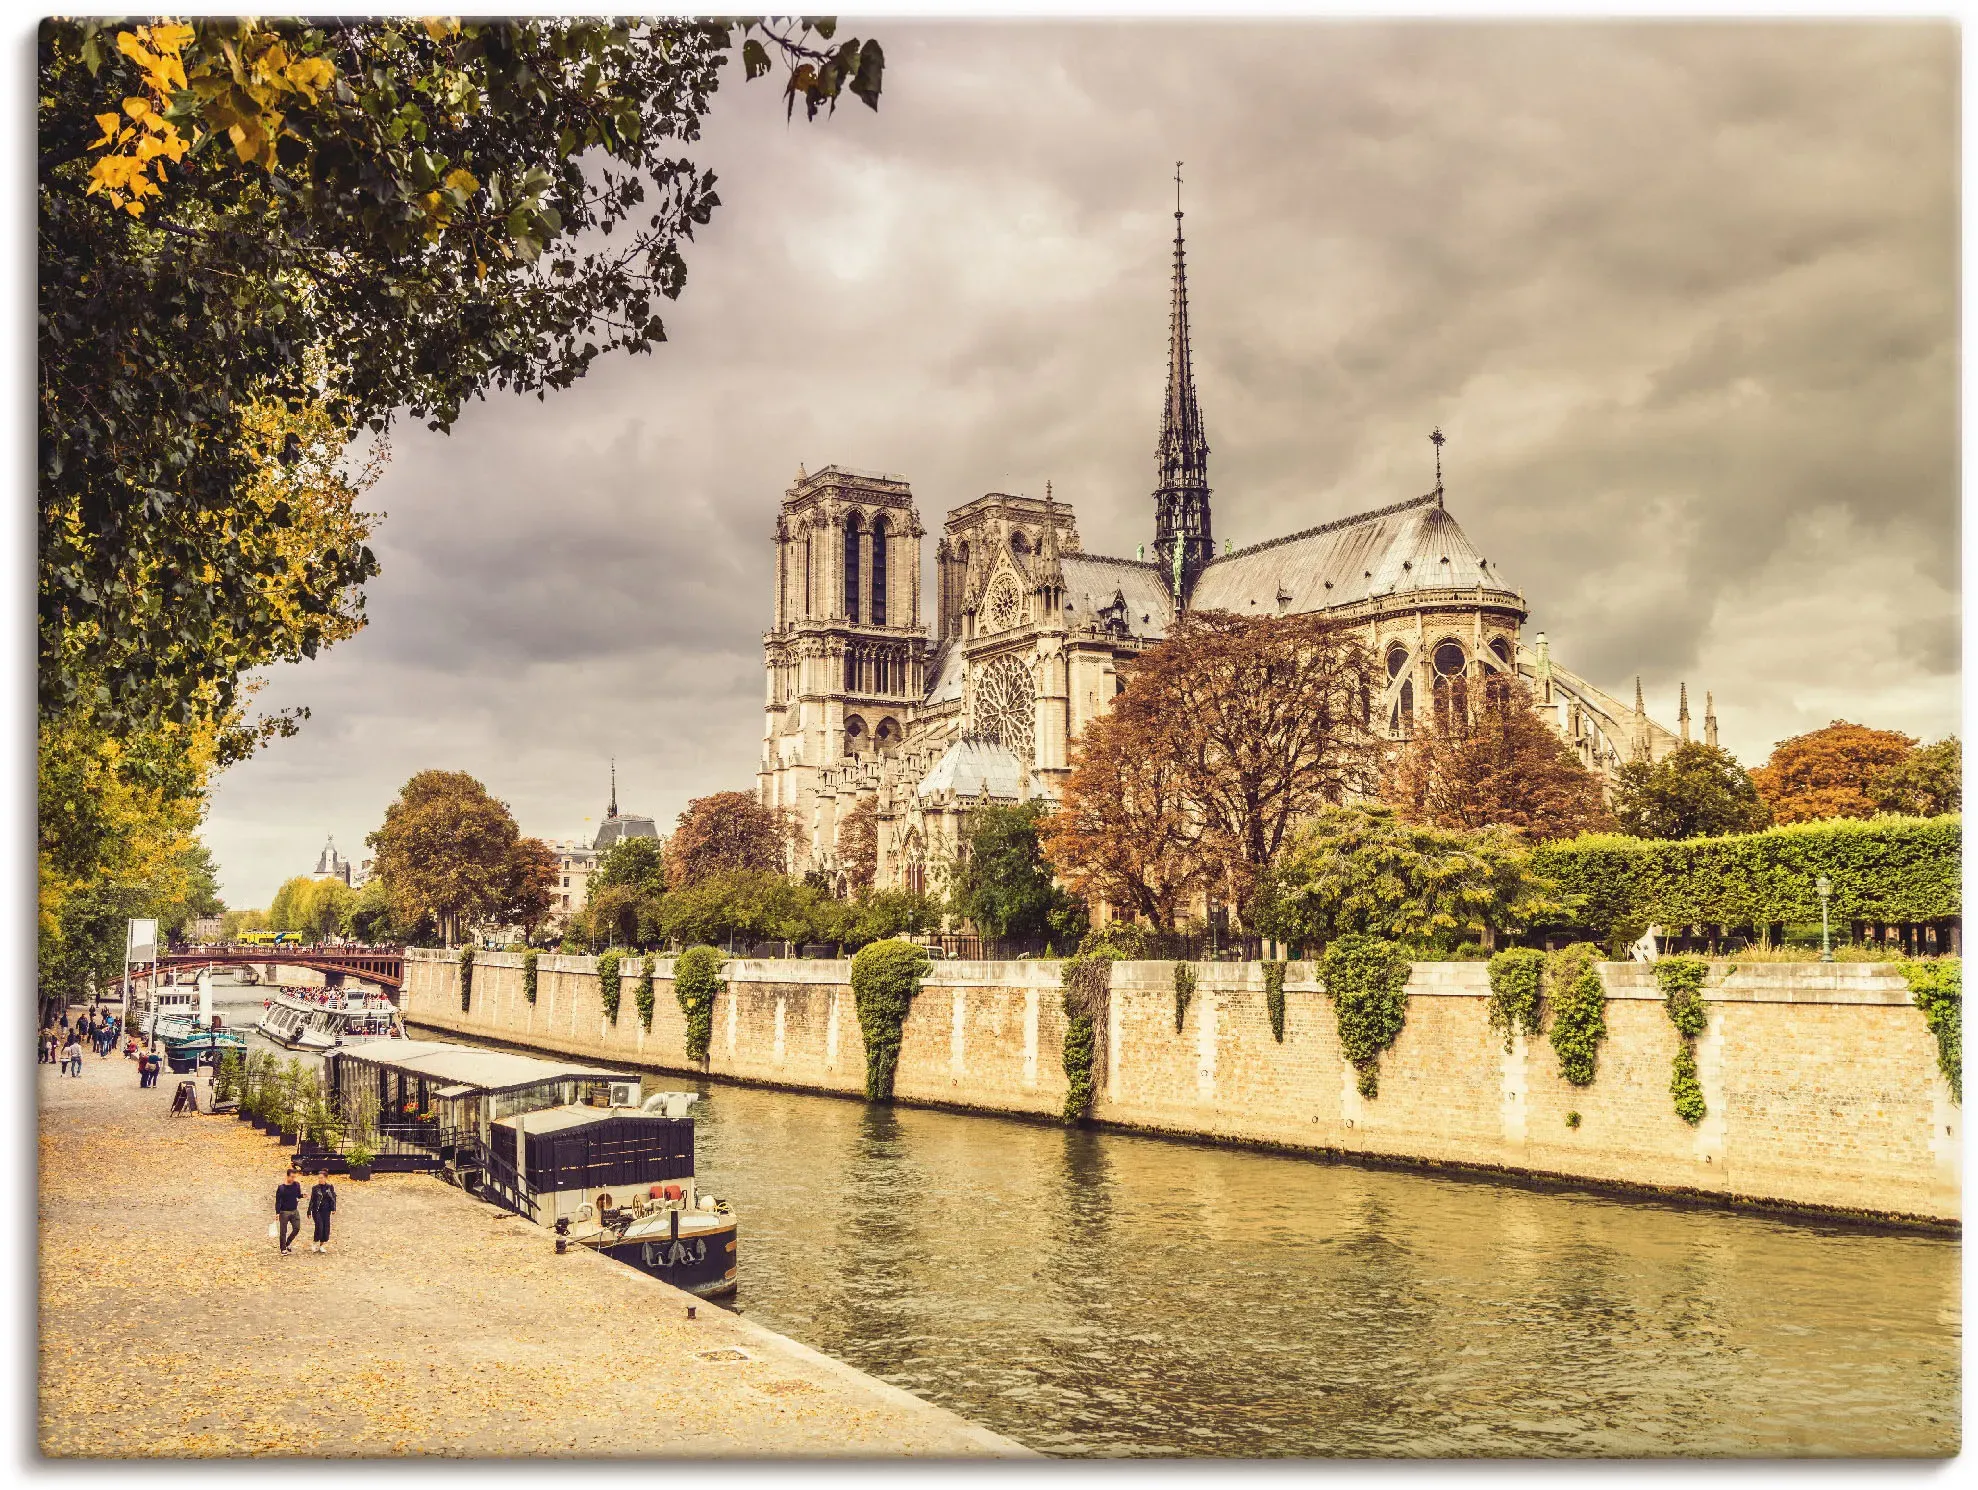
313 836 352 886
188 914 224 943
542 764 661 917
593 760 659 851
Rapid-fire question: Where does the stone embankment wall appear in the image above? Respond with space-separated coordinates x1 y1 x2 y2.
403 950 1960 1225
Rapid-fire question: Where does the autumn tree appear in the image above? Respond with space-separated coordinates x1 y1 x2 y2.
668 791 793 889
502 836 561 940
1255 805 1567 952
1869 736 1962 817
1385 678 1612 841
1041 697 1206 931
1611 742 1771 840
950 801 1085 941
1750 721 1919 824
367 770 539 945
1041 610 1381 927
837 796 879 895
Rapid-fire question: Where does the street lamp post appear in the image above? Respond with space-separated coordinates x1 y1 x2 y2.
1816 876 1834 963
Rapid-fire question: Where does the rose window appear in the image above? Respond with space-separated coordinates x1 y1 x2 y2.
986 579 1022 632
971 655 1036 760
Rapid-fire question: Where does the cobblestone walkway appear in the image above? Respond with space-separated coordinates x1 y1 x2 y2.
37 1036 1029 1458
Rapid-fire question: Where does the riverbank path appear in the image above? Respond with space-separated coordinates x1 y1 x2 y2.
37 1031 1031 1457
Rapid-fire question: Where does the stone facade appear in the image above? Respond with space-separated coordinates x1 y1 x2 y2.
404 949 1959 1225
757 207 1706 895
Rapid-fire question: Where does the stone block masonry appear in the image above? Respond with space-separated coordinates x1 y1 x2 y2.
406 951 1960 1226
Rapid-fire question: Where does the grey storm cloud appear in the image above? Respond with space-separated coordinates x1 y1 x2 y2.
203 19 1958 907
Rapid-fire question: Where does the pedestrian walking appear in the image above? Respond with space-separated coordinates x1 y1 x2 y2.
63 1036 83 1077
307 1176 338 1254
274 1169 303 1255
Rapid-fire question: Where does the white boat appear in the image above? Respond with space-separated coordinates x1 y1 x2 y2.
258 988 405 1051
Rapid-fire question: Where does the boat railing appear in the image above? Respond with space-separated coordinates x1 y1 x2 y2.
461 1138 539 1222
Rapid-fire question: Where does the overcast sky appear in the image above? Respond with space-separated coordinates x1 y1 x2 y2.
203 19 1960 909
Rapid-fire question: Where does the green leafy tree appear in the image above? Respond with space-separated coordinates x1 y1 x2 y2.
1872 737 1962 817
155 841 225 941
1258 805 1568 953
1612 743 1771 840
950 801 1085 940
582 836 668 948
367 769 530 945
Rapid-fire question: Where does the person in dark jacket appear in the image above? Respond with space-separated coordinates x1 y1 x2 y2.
307 1177 338 1254
275 1169 303 1254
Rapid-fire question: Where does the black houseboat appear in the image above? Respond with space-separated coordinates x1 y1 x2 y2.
323 1040 737 1296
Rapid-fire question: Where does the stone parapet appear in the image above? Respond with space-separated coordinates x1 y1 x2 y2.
402 948 1959 1225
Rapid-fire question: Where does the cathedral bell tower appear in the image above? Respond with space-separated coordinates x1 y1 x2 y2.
1152 163 1213 604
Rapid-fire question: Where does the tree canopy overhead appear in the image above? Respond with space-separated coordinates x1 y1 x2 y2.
39 16 884 735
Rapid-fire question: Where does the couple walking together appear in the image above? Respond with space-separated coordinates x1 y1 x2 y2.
274 1167 338 1255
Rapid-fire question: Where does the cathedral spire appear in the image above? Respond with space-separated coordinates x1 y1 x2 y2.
1678 682 1691 744
1154 162 1212 601
608 758 618 820
1032 481 1064 595
1704 691 1719 750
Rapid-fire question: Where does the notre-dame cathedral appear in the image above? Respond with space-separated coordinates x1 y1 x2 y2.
759 196 1705 893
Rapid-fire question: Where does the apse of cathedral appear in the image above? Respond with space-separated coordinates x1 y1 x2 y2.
759 191 1705 893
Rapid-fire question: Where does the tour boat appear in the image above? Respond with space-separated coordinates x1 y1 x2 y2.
258 988 405 1051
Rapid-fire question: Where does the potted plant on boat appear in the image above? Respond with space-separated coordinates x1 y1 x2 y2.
276 1058 305 1146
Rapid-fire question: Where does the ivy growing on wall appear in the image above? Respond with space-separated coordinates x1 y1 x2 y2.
1485 947 1547 1052
852 938 932 1102
457 945 474 1013
1321 935 1409 1098
674 945 724 1064
635 955 656 1032
1545 942 1607 1087
597 948 622 1024
1905 958 1961 1104
1061 952 1114 1122
1173 961 1195 1034
1657 955 1709 1126
522 947 539 1005
1263 960 1288 1043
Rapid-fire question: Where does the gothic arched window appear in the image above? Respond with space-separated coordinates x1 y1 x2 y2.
1489 636 1513 670
871 515 889 625
1433 640 1469 729
843 514 863 623
843 715 867 754
1386 643 1409 680
1010 530 1030 556
1399 678 1414 733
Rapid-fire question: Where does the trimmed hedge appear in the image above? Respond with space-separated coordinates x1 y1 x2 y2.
1546 943 1606 1087
1530 814 1960 938
522 948 539 1005
634 956 656 1032
458 946 475 1013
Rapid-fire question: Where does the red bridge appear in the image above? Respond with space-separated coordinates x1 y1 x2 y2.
149 945 407 991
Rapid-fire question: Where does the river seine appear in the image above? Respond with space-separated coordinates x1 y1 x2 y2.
688 1081 1957 1458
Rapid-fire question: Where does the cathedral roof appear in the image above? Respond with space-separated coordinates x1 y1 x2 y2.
1190 493 1510 616
1059 554 1175 640
914 737 1031 802
925 638 967 706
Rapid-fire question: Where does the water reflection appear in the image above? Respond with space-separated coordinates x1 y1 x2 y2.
691 1082 1959 1458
